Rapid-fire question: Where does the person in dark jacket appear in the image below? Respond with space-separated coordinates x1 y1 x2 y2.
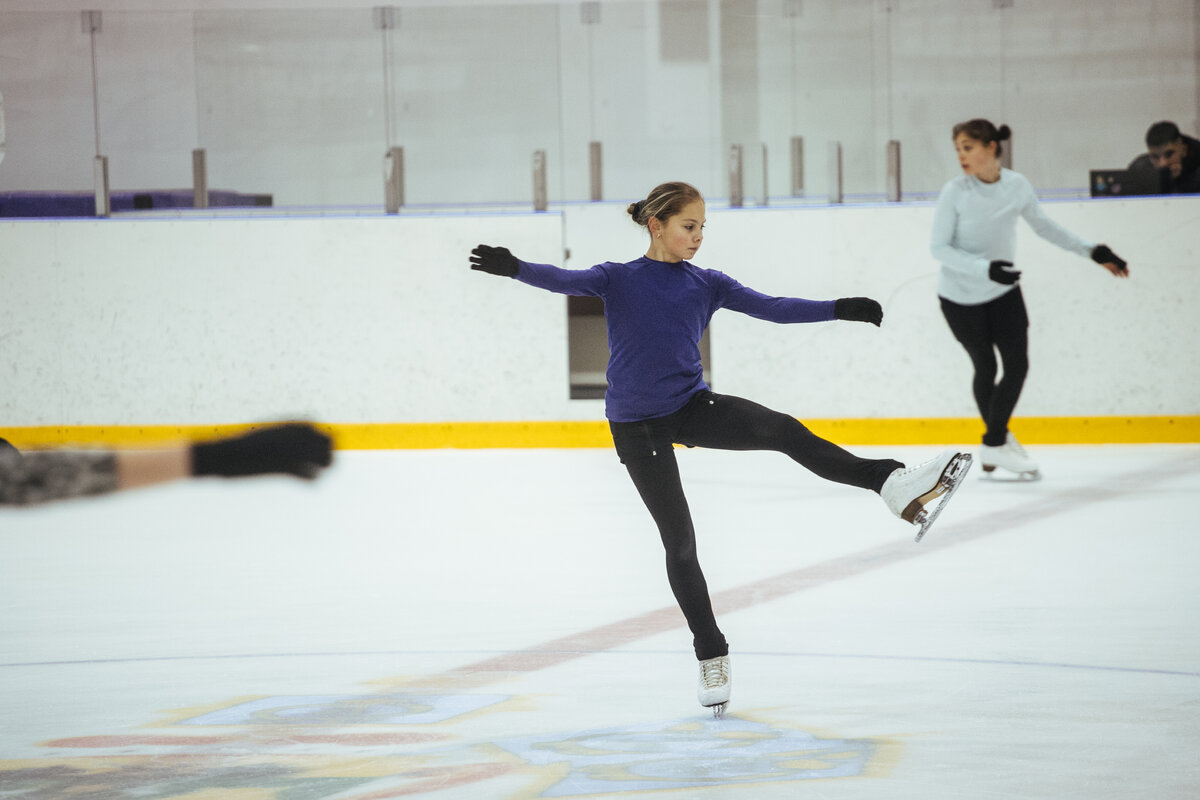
1127 121 1200 194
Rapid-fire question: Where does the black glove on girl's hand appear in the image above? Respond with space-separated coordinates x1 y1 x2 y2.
469 244 520 277
988 259 1021 285
1091 244 1128 276
191 423 333 480
833 297 883 327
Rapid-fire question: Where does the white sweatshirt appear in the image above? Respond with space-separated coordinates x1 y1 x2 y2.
930 169 1094 305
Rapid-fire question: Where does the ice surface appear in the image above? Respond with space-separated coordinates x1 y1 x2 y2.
2 445 1198 798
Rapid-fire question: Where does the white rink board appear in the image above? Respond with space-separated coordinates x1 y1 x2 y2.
0 195 1197 427
0 213 586 425
697 196 1199 418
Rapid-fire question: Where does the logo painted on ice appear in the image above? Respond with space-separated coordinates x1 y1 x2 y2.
180 692 509 726
493 716 878 796
0 693 886 798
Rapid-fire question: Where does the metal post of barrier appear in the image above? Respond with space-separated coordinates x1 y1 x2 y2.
827 141 843 204
532 149 548 212
93 155 110 217
1000 132 1012 170
760 143 769 206
376 6 400 212
728 144 744 208
83 10 101 157
83 10 109 217
886 139 901 202
192 148 208 209
791 136 804 197
589 141 602 201
384 146 404 213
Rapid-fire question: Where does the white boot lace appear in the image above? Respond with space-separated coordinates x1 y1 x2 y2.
701 656 729 689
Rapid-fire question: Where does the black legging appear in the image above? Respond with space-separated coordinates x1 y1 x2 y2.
939 287 1030 448
609 390 902 661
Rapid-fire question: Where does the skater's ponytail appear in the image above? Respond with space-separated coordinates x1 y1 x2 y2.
952 119 1011 158
628 182 704 228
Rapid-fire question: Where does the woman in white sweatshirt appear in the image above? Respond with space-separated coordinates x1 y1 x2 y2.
931 119 1128 477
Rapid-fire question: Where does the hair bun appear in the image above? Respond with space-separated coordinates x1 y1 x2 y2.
997 124 1012 140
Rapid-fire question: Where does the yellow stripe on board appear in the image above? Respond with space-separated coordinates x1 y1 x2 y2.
803 416 1200 446
2 416 1197 450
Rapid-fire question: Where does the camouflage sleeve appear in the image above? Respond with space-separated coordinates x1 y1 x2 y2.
0 451 119 506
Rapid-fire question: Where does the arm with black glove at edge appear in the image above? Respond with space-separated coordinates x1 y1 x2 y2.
191 423 333 480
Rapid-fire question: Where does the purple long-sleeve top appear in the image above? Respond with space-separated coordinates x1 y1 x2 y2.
516 256 836 422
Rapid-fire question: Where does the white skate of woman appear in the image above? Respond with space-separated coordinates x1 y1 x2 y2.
980 433 1040 480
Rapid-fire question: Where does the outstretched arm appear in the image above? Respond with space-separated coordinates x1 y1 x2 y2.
1023 202 1128 278
1018 181 1127 278
469 244 608 296
716 272 882 327
0 423 333 507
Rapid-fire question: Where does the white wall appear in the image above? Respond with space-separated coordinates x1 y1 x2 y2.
1 197 1196 427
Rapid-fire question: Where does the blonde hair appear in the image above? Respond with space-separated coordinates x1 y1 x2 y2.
627 182 703 228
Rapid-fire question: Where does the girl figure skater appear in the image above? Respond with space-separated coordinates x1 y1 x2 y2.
470 181 972 715
932 120 1128 478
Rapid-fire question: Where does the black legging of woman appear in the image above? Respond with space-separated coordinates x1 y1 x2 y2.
939 287 1030 448
609 390 902 661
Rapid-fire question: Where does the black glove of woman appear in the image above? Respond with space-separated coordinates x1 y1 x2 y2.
1091 244 1128 276
988 259 1022 285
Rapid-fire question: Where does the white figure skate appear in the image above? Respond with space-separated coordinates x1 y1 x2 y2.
980 434 1040 480
881 449 973 542
698 655 730 718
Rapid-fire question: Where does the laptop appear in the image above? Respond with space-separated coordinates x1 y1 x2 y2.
1089 168 1162 197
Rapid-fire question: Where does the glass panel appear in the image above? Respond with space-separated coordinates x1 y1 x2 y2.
194 9 381 209
561 1 720 204
756 0 879 201
94 12 200 195
389 4 563 207
0 12 96 192
1 1 1195 208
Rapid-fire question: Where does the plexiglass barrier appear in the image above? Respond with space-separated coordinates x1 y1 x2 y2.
0 1 1192 211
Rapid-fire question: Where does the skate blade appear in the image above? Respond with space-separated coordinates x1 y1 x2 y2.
900 452 963 523
706 701 728 718
913 453 973 542
980 465 1041 482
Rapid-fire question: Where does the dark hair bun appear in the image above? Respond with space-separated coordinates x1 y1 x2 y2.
997 124 1012 140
